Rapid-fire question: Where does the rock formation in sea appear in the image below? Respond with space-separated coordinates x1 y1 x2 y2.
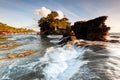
71 16 110 41
38 15 111 44
59 16 111 44
38 11 70 35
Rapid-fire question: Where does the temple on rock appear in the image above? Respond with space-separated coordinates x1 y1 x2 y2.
38 16 111 43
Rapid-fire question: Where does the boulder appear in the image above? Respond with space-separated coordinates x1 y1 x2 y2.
71 16 110 41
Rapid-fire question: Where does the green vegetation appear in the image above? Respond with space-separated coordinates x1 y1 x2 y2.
0 22 35 34
38 11 70 34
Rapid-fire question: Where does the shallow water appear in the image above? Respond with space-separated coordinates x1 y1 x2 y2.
0 34 120 80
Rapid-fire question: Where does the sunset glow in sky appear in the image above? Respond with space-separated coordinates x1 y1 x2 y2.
0 0 120 32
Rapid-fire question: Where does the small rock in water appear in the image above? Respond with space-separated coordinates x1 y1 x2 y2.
0 50 35 60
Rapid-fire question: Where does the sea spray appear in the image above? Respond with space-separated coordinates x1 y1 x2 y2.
39 43 88 80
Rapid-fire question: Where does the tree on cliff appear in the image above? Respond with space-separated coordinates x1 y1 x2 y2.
38 11 70 34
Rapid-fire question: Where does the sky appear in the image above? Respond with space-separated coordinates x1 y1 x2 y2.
0 0 120 32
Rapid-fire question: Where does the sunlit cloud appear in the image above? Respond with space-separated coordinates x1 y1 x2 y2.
34 7 51 17
34 7 65 19
55 10 64 19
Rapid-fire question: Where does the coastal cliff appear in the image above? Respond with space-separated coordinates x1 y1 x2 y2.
71 16 110 41
58 16 111 44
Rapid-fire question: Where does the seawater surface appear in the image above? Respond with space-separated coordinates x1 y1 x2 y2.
0 33 120 80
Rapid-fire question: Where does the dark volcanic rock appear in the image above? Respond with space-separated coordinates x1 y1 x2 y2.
59 16 111 44
71 16 110 41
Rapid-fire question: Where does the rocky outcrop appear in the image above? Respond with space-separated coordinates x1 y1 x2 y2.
0 50 35 60
58 16 111 44
71 16 110 41
0 44 24 50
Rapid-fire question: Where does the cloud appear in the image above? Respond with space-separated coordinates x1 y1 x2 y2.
56 10 64 19
34 7 51 17
34 7 65 19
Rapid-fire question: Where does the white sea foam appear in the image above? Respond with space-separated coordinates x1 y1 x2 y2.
47 35 63 39
107 43 120 57
50 39 60 43
39 43 88 80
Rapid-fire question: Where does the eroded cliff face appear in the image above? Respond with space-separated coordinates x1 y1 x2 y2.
71 16 110 41
58 16 111 44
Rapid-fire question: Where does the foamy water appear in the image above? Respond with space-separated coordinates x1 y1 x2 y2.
0 34 120 80
39 44 88 80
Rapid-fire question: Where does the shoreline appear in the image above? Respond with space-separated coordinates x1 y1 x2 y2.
0 32 37 36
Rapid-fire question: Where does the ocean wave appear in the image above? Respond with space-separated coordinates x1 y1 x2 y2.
39 43 88 80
